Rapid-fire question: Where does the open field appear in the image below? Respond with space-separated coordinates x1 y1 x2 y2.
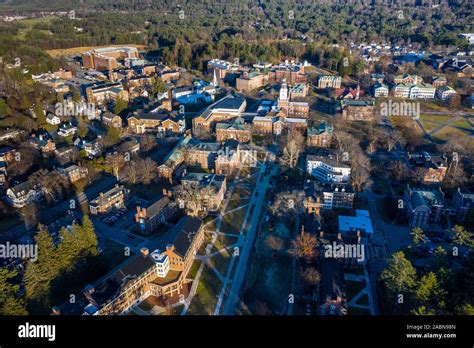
46 44 148 57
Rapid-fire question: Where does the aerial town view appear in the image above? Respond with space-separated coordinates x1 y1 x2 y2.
0 0 472 346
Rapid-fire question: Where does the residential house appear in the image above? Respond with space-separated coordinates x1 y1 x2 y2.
46 113 61 125
29 134 56 156
58 123 78 137
6 181 43 208
102 112 122 128
58 164 88 183
89 185 129 215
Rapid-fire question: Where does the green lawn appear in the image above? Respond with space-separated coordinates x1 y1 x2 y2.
432 126 470 142
187 265 221 315
220 206 247 234
187 259 201 280
212 248 232 276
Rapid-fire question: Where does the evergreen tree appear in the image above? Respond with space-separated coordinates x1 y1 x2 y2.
24 225 59 310
380 251 417 298
0 268 27 315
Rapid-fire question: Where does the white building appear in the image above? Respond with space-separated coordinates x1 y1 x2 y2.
150 249 170 278
58 123 78 137
306 154 351 183
338 209 374 238
393 83 436 99
46 113 61 125
373 83 389 98
436 86 457 100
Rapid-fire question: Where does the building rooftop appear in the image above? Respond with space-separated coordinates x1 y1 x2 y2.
338 210 374 235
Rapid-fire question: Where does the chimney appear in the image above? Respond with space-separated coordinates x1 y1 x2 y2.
140 247 149 257
337 233 342 240
166 244 175 252
320 231 324 238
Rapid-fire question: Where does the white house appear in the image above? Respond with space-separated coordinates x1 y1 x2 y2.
306 154 351 183
6 181 43 208
373 83 389 98
46 113 61 125
58 123 78 137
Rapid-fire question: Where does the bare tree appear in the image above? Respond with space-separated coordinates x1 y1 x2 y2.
333 131 357 155
106 153 125 181
280 129 305 168
383 129 405 152
351 165 372 192
7 146 39 177
126 160 138 184
389 160 410 181
289 232 318 262
29 169 69 204
140 134 156 152
174 183 213 217
139 157 157 185
302 266 321 286
411 167 427 184
266 235 284 257
270 190 305 218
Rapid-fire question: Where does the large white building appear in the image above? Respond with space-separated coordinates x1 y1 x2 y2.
306 154 351 183
393 83 436 99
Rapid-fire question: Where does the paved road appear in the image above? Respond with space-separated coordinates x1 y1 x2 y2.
222 158 277 315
